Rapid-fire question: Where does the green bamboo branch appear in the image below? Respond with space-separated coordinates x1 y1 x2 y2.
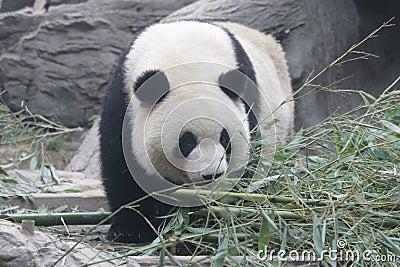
193 206 304 221
1 211 111 226
172 188 331 207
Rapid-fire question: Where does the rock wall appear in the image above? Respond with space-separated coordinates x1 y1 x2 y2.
0 0 35 13
1 0 399 128
0 219 139 266
0 0 89 13
0 0 196 127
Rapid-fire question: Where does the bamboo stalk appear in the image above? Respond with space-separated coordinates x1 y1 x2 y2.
1 211 111 226
172 188 331 206
1 208 397 229
179 232 248 243
193 206 304 221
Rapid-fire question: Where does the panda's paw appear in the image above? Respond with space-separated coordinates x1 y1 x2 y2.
107 223 154 244
107 224 137 243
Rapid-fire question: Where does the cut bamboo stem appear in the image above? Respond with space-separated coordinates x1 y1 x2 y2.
172 188 331 206
1 211 111 226
193 206 304 221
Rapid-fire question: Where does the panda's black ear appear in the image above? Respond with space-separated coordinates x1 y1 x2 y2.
133 70 170 104
218 69 247 99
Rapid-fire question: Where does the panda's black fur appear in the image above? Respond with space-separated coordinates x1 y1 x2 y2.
99 49 170 242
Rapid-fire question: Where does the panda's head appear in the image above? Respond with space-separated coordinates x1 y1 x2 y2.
128 65 251 185
121 21 259 186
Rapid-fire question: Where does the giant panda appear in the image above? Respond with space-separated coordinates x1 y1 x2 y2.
99 20 294 243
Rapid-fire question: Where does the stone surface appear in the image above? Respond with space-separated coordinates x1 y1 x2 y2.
5 169 102 193
65 119 100 179
0 0 89 13
0 0 35 13
0 219 140 266
0 0 196 127
1 168 107 210
0 169 109 213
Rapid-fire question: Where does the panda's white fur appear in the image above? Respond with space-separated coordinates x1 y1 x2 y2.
100 20 294 242
124 22 237 96
123 21 293 184
130 83 250 184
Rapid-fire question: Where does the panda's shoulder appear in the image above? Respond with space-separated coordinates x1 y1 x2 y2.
215 22 282 54
216 22 290 91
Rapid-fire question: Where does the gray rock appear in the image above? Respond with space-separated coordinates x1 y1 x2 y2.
0 0 196 127
65 119 100 180
0 232 33 267
0 0 89 13
0 219 140 266
46 0 89 8
0 0 34 13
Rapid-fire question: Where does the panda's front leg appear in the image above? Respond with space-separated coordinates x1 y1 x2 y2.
107 197 172 243
107 207 149 243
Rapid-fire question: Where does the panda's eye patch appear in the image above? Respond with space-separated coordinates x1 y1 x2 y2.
220 128 231 155
179 131 197 158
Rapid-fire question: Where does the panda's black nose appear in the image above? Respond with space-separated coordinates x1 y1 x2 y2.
202 172 224 180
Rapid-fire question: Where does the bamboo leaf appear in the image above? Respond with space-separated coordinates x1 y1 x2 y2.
261 210 278 231
312 215 326 258
378 232 400 255
53 205 68 213
381 120 400 135
0 178 17 185
333 131 342 153
15 172 35 189
158 247 165 267
29 156 38 171
0 167 8 176
258 215 270 251
187 227 213 234
40 166 49 185
49 164 60 185
165 250 183 267
286 128 304 149
212 234 228 267
64 189 81 193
